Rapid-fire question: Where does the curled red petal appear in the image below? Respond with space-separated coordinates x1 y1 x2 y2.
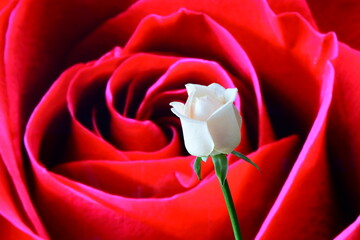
334 216 360 240
306 0 360 50
256 63 338 239
26 133 299 239
327 44 360 211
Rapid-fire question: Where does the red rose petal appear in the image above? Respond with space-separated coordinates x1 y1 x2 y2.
4 0 138 128
327 44 360 210
267 0 360 53
69 1 338 146
106 54 178 152
122 9 275 148
334 216 360 240
106 54 178 115
67 119 128 162
25 63 82 164
53 156 197 198
66 60 133 161
0 0 12 11
69 0 279 64
122 126 183 160
256 12 337 141
229 135 300 239
277 13 337 68
51 137 212 197
0 155 42 240
266 0 317 28
67 55 123 130
26 60 128 166
137 89 188 121
0 215 38 240
306 0 360 50
1 2 44 238
109 55 177 118
134 57 257 152
27 135 299 239
1 1 133 232
256 63 340 239
82 1 338 146
72 4 278 147
137 58 239 114
3 0 358 239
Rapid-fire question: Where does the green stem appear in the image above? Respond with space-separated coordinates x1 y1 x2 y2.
221 179 242 240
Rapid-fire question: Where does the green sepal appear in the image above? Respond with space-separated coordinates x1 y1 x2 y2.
232 150 261 172
194 157 202 180
211 154 228 185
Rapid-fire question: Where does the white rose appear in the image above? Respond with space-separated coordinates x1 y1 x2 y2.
170 83 242 157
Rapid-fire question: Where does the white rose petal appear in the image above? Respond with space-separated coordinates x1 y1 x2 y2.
191 95 223 121
170 103 215 156
170 83 242 157
207 104 241 154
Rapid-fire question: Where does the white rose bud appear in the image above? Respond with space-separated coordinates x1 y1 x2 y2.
170 83 242 157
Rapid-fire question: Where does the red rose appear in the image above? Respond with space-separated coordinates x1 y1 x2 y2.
1 0 359 239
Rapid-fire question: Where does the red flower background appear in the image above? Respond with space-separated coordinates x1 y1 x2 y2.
0 0 359 239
